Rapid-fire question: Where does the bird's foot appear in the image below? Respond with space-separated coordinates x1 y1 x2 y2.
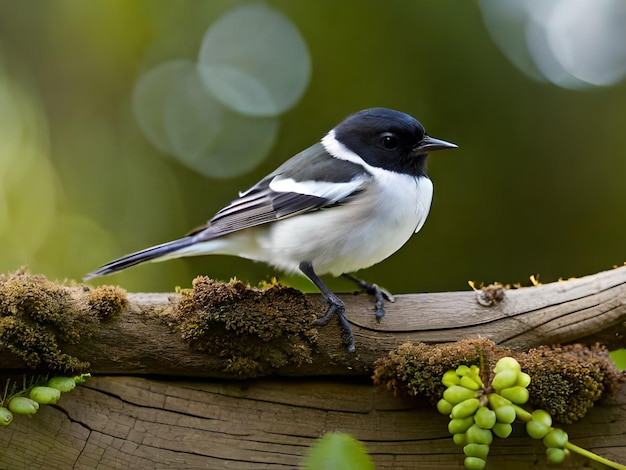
315 298 355 353
342 274 395 320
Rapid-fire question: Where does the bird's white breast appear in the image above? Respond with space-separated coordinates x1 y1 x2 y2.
257 171 433 276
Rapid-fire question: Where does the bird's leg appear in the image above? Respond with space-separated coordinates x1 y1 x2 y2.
342 273 395 320
299 261 355 353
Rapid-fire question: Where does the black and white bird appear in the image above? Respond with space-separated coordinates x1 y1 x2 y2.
84 108 457 352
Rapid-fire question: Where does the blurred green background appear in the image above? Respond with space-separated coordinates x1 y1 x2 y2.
0 0 625 306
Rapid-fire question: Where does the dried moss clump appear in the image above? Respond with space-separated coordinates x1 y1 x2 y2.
373 338 497 403
0 270 129 374
0 271 96 373
373 339 626 423
86 285 128 320
519 343 625 423
175 276 319 377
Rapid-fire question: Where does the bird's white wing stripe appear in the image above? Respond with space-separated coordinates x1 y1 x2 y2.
269 176 365 203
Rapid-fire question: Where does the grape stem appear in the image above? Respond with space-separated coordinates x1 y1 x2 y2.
564 442 626 470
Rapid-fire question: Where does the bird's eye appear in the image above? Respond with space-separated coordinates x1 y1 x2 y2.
381 133 398 150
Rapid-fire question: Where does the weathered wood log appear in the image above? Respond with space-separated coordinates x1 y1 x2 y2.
2 265 624 377
0 376 624 469
1 267 625 469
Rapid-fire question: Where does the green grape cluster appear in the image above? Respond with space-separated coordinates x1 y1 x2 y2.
437 357 533 470
438 357 625 470
0 374 90 426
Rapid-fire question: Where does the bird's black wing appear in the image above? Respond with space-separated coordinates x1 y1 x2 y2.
190 143 371 241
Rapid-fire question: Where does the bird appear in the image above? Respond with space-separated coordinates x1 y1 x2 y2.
84 108 457 352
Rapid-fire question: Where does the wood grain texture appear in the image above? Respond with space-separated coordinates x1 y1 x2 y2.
0 376 624 469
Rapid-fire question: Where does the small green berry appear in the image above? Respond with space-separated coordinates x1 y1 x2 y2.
526 420 550 439
443 370 461 387
531 409 552 428
0 407 13 426
453 433 468 446
499 386 529 404
464 443 490 459
8 397 39 416
546 447 566 464
451 398 481 419
543 428 568 449
437 398 453 416
449 416 475 435
47 376 77 392
494 404 516 424
491 369 518 391
516 371 531 388
475 407 497 430
493 423 513 438
443 385 478 405
30 386 61 405
494 357 521 374
487 393 510 410
460 375 482 391
464 456 487 470
466 424 493 445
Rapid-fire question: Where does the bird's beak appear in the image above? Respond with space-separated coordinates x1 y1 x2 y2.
414 135 457 155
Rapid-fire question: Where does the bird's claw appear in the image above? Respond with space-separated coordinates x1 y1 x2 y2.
343 274 394 321
316 300 356 353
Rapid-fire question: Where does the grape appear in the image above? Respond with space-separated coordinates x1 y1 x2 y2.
460 375 482 391
437 398 453 416
466 424 493 445
493 423 512 438
499 386 529 404
491 369 518 390
526 420 550 439
464 456 487 470
531 409 552 428
494 404 516 424
47 376 77 392
442 370 461 387
444 385 478 405
487 393 510 410
453 433 468 446
29 386 61 405
0 407 13 426
449 416 475 435
546 447 566 464
516 371 531 388
494 357 521 373
464 443 489 459
543 428 568 449
8 397 39 416
475 407 496 430
451 398 481 419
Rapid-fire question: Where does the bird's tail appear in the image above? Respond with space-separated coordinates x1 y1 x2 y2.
83 237 196 281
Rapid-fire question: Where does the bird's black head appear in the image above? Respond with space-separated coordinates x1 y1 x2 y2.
332 108 456 176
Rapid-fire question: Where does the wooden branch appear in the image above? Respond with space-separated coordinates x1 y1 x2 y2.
1 266 625 377
0 376 624 469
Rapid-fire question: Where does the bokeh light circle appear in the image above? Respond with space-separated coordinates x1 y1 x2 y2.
164 64 279 178
198 4 311 116
480 0 626 89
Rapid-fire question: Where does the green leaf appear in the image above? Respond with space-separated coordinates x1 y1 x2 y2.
303 432 375 470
